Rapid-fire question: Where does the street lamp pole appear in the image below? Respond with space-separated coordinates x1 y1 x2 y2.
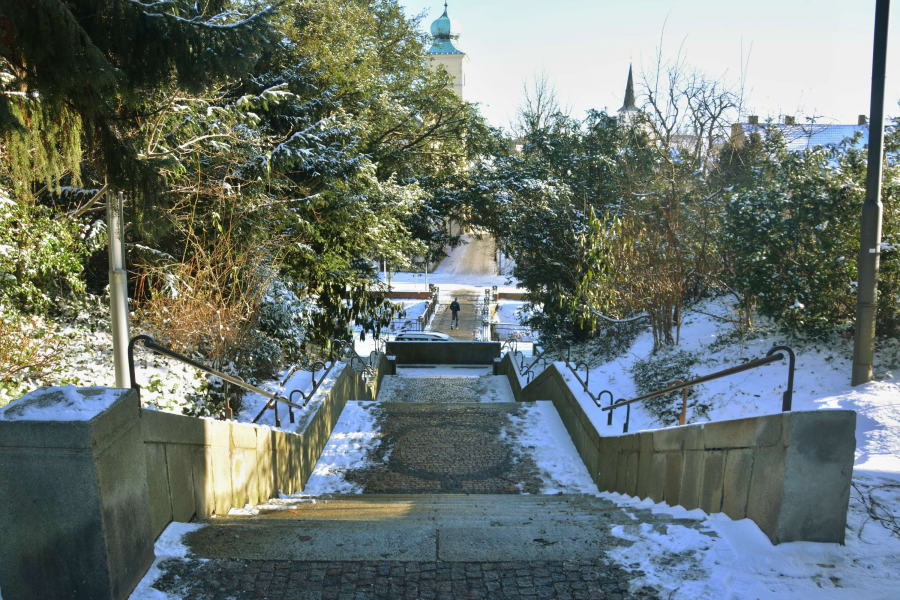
853 0 891 386
107 191 131 388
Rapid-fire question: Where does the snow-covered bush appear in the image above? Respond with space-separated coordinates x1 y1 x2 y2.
0 190 85 313
0 303 64 406
630 348 709 425
724 131 900 337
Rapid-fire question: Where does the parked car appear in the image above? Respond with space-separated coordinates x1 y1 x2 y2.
394 331 451 342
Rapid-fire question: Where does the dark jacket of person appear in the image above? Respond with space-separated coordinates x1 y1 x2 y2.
449 301 461 314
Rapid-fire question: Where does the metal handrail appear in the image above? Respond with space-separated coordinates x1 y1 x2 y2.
256 359 337 425
602 346 796 433
128 335 304 426
331 339 377 380
419 288 440 330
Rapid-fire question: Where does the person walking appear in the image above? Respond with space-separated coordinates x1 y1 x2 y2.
449 297 461 329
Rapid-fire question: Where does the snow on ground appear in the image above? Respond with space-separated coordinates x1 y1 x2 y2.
392 298 427 320
291 401 380 496
0 318 205 414
238 361 347 431
129 522 205 600
601 482 900 599
381 234 520 289
432 233 497 276
512 295 900 598
552 297 900 477
384 271 518 290
505 401 600 494
493 299 528 324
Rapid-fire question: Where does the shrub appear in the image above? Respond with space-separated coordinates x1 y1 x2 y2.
0 190 85 313
724 131 900 337
630 348 709 425
0 304 64 407
138 233 278 418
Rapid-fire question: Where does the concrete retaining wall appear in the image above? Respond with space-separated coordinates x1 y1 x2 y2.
497 353 856 544
143 354 392 539
386 341 501 365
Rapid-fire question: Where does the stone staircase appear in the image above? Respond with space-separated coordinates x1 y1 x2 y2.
150 494 697 598
146 368 684 599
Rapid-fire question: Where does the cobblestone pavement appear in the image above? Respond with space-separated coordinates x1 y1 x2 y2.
376 374 515 403
151 558 662 599
345 403 545 494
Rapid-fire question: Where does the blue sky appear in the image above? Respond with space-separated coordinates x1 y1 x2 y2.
399 0 899 129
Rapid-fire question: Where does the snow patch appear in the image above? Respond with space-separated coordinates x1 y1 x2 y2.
0 386 126 421
506 401 599 494
601 488 900 599
129 522 205 599
291 401 381 496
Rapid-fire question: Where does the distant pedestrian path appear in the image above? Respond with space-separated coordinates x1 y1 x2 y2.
433 233 497 276
430 288 480 340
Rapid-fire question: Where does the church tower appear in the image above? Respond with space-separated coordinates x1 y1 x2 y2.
428 2 468 100
617 64 640 124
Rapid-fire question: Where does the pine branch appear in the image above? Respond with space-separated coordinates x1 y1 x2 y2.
125 0 279 31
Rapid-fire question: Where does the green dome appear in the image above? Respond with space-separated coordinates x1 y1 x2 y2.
429 2 464 55
430 6 461 39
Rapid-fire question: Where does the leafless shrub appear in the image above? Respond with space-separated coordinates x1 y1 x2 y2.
0 309 63 403
852 480 900 539
137 225 279 375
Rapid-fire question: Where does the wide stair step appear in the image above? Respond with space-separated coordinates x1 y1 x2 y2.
185 494 704 563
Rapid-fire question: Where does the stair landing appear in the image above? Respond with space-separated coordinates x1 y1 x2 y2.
303 402 598 496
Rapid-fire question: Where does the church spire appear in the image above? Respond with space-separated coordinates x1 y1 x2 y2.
618 64 638 113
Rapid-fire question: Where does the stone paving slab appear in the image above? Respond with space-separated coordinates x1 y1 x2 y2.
184 523 436 561
438 526 612 562
150 558 663 599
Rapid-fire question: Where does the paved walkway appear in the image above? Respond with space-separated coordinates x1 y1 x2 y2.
430 288 482 341
433 234 498 276
150 557 661 599
344 403 542 494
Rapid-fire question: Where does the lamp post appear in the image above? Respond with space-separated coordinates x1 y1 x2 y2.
107 191 131 388
853 0 891 386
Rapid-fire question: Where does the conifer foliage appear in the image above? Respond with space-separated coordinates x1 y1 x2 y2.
0 0 276 197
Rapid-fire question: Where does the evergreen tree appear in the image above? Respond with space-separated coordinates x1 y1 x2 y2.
0 0 276 199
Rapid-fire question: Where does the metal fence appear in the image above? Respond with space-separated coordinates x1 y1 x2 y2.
489 322 536 342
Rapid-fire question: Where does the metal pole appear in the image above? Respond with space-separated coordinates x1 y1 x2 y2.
107 191 131 388
853 0 891 386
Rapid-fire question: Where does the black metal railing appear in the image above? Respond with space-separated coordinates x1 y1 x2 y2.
128 335 308 427
500 332 795 436
490 322 536 343
510 339 571 383
258 358 337 425
331 338 379 380
601 346 796 433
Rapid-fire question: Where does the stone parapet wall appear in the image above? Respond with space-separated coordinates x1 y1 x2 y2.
496 353 855 544
386 341 501 365
0 389 155 600
143 354 392 539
